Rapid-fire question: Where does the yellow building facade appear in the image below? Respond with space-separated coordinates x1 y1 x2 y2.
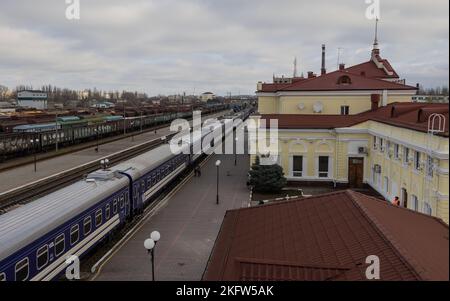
250 113 449 224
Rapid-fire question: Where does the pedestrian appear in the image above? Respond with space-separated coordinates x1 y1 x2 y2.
392 196 400 206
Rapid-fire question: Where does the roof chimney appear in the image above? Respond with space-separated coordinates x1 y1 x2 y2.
339 63 345 71
321 44 326 75
307 71 316 79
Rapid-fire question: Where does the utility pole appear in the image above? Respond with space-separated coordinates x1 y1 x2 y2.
55 112 59 152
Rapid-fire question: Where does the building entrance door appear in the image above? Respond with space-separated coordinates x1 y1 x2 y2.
348 157 364 188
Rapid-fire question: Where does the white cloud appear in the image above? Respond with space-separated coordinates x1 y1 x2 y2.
0 0 448 94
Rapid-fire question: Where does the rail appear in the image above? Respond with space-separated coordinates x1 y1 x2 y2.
0 133 175 212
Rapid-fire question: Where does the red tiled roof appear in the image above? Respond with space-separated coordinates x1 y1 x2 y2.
344 59 399 79
260 103 449 137
259 70 416 93
203 190 449 281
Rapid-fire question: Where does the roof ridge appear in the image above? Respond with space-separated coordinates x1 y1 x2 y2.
345 190 427 280
235 257 353 270
226 190 350 213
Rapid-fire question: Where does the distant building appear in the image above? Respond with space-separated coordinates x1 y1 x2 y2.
412 95 449 103
91 101 115 109
200 92 215 102
17 90 48 110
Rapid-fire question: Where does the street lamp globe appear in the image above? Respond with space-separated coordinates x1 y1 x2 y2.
144 238 155 251
216 160 221 167
150 231 161 242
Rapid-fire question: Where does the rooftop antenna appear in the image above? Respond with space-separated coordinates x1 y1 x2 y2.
372 18 380 56
337 47 343 69
293 57 298 78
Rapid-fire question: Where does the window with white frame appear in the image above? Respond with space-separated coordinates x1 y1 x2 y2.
411 195 419 211
414 151 421 171
394 144 400 159
403 147 410 164
383 176 389 193
340 106 349 115
379 138 384 152
292 156 304 177
318 156 329 178
426 155 434 177
373 136 378 150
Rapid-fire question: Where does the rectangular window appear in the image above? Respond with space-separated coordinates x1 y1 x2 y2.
423 202 432 215
414 151 421 170
426 155 434 177
15 258 29 281
403 147 410 164
292 156 303 177
394 144 400 159
0 273 5 281
318 156 329 178
95 209 103 227
379 138 384 152
54 234 65 257
373 137 378 150
113 199 118 214
36 245 49 270
70 225 79 245
383 177 389 193
106 204 111 220
340 106 349 115
84 217 92 235
120 195 125 208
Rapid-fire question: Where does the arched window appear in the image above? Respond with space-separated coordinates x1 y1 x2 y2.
337 75 352 85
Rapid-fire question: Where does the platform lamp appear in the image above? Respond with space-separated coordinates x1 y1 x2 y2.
144 230 161 281
100 159 110 170
234 137 238 166
215 160 221 204
30 138 39 172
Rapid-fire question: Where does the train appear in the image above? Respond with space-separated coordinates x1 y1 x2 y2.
0 105 229 162
0 109 252 281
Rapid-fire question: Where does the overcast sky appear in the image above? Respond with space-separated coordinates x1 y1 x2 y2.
0 0 448 96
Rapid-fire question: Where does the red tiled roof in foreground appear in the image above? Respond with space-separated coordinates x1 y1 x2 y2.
260 103 449 137
203 190 449 281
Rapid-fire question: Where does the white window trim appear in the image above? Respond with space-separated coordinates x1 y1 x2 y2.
15 258 29 281
54 234 65 257
289 154 307 178
316 155 333 179
36 245 49 270
70 224 79 245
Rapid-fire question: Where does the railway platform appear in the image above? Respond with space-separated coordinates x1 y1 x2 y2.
93 152 250 281
0 111 227 194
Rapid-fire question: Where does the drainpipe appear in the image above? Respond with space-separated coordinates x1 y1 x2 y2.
333 130 338 188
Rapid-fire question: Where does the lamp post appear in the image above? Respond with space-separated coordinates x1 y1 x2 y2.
130 121 135 141
94 127 99 152
55 112 59 152
30 138 39 172
144 231 161 281
215 160 221 205
234 137 238 166
100 159 110 170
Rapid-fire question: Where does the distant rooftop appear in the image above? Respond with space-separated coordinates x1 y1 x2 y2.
203 190 449 281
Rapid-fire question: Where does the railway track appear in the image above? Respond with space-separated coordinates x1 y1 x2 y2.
0 133 176 213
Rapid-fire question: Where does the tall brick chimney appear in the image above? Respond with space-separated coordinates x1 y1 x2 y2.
339 63 345 71
321 44 326 75
371 94 381 111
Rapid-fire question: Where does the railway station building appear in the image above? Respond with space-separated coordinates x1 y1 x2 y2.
252 34 449 224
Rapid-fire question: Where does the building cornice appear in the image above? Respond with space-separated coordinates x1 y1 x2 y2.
257 90 417 97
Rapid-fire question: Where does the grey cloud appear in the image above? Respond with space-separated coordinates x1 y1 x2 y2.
0 0 448 95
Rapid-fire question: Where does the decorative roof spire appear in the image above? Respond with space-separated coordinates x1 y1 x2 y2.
372 18 380 55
